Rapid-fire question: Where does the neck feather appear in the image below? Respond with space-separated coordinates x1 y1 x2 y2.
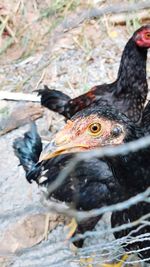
115 38 147 95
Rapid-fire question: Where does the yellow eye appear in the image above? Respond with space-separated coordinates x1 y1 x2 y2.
88 123 102 135
145 33 150 39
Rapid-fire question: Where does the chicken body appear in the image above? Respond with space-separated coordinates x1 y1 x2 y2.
35 154 126 247
13 105 142 245
39 25 150 123
108 146 150 263
13 122 123 247
108 101 150 262
14 103 150 260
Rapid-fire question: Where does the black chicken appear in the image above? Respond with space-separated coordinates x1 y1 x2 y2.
109 102 150 264
13 106 132 246
38 25 150 123
13 103 150 265
13 115 128 245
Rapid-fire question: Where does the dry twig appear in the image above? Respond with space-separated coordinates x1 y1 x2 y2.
62 1 150 30
0 92 40 102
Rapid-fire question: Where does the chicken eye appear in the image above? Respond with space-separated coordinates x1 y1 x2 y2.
111 125 123 137
88 123 102 135
145 33 150 39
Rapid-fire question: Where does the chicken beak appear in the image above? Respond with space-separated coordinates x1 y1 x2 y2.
39 136 88 161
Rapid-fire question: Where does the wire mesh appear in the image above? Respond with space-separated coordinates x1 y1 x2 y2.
1 134 150 267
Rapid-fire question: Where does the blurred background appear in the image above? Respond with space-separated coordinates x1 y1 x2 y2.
0 1 150 267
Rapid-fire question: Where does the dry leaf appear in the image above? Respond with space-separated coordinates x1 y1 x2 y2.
108 30 118 39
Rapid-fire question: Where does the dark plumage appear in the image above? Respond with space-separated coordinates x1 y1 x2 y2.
108 144 150 263
31 153 125 247
111 204 150 262
140 100 150 134
13 105 141 244
13 123 42 174
13 104 150 259
14 105 135 204
108 101 150 262
38 25 150 123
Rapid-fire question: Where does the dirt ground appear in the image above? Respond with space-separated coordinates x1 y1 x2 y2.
0 1 150 266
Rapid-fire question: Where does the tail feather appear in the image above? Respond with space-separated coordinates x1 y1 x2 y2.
38 85 99 119
13 123 42 179
38 85 71 117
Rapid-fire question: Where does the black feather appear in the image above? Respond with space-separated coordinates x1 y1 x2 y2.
13 123 42 182
38 85 71 117
13 104 150 255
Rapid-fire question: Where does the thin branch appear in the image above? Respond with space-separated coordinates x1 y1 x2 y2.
62 1 150 30
105 10 150 25
0 92 40 102
0 15 18 43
